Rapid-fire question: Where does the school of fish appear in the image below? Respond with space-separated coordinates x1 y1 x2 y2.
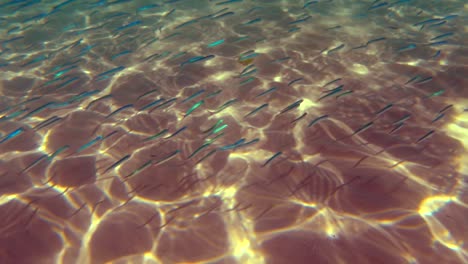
0 0 467 263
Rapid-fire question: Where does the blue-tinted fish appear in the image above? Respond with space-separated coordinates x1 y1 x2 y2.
245 103 268 118
0 127 24 144
279 99 303 114
114 20 141 33
77 136 103 153
95 66 125 81
180 55 215 67
430 32 454 41
207 39 225 48
397 44 416 52
220 138 246 151
256 87 277 97
106 104 133 119
111 50 132 60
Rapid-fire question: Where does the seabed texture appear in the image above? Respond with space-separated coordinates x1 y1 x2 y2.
0 0 467 264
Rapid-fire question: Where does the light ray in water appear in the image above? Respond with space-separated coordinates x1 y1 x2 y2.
0 0 466 263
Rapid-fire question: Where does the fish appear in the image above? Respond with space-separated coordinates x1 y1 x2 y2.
137 89 159 100
165 126 187 139
438 104 453 114
318 85 344 101
239 51 260 61
262 152 282 167
393 114 411 125
184 100 204 118
106 104 134 119
326 44 345 54
239 68 257 78
1 108 29 120
21 54 48 67
338 121 374 140
238 138 260 148
114 20 142 33
95 66 125 81
124 159 152 180
324 78 342 87
279 99 303 115
182 90 205 104
53 65 78 79
137 4 160 13
256 87 278 97
245 104 268 118
431 50 441 59
0 127 25 144
389 123 404 134
0 0 464 259
303 1 318 8
353 37 386 49
270 56 291 64
405 75 420 85
153 150 180 165
425 40 450 46
207 39 225 48
180 55 215 67
426 90 444 98
20 154 49 175
211 98 238 113
34 116 63 131
431 113 445 124
103 154 131 173
86 94 113 109
289 15 311 25
291 113 307 124
53 0 77 11
415 76 433 85
244 18 262 25
195 149 217 165
77 136 103 153
144 129 169 142
139 98 166 111
149 98 177 112
212 11 235 19
288 78 303 86
206 90 222 99
21 102 56 120
175 18 199 29
239 77 256 86
216 0 242 5
47 145 70 161
413 18 443 27
368 2 388 10
397 43 416 52
187 143 211 159
111 50 132 60
212 124 228 135
308 115 329 127
336 90 354 99
375 103 393 116
416 130 435 143
430 32 454 41
219 138 246 151
288 26 301 32
203 119 225 134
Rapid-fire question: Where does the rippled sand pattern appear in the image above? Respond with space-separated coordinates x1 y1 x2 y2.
0 0 467 263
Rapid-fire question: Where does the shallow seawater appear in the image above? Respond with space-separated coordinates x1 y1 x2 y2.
0 0 467 263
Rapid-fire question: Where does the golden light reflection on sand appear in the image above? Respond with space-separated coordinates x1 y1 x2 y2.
0 0 467 263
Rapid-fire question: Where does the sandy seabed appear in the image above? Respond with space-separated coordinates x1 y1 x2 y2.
0 0 467 263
